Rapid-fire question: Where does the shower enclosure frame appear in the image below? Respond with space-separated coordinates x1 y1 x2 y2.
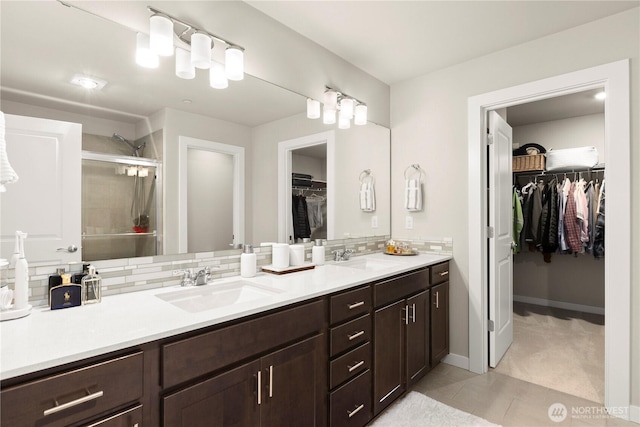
81 150 162 260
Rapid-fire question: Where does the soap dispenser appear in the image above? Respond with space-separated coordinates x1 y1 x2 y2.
241 245 257 278
81 265 102 304
312 239 325 266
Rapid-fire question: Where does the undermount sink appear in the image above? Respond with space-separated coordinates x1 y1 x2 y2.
156 281 284 313
333 257 400 271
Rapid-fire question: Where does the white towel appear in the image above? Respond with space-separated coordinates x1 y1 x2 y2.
405 179 423 211
360 182 376 212
0 112 19 192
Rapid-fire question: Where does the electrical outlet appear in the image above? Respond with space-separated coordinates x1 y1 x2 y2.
371 216 378 228
405 215 413 229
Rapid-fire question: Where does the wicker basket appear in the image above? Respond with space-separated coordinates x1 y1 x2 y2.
513 154 545 172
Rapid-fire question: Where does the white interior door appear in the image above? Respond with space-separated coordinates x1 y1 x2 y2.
1 114 81 263
488 111 514 367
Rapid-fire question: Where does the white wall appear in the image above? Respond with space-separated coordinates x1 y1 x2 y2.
390 7 639 406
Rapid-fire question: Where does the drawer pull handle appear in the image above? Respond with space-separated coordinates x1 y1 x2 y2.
268 365 274 398
348 360 365 372
348 330 365 341
43 389 104 416
439 271 449 277
411 303 416 323
347 404 365 418
257 370 262 405
348 301 365 310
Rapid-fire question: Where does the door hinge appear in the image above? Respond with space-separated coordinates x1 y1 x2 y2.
488 319 495 332
487 133 494 145
487 226 494 238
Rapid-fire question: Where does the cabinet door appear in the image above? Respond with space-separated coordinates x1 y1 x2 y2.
373 300 405 416
406 290 430 387
430 282 450 365
261 334 325 427
163 360 261 427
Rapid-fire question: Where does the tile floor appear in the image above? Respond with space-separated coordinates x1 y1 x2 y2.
404 303 634 426
412 363 636 426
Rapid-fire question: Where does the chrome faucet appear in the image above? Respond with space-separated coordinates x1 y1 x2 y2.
332 248 355 262
179 269 195 287
194 266 212 286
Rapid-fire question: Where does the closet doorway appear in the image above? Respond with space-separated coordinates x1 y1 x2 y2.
468 59 630 414
492 89 606 403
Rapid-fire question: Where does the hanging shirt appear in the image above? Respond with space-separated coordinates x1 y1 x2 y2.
512 187 523 254
564 181 583 254
557 178 570 253
575 178 589 246
593 180 605 258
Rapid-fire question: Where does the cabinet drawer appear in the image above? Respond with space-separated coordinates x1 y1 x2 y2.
330 342 371 389
330 370 372 427
330 314 371 357
430 261 450 285
163 299 324 389
1 352 143 427
86 404 143 427
374 268 429 308
330 286 371 325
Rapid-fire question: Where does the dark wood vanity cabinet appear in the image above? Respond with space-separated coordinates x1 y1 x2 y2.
163 334 324 427
430 262 450 366
328 285 373 427
162 299 327 427
0 352 144 427
372 269 431 416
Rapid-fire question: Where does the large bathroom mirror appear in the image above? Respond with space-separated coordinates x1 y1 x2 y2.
0 1 390 263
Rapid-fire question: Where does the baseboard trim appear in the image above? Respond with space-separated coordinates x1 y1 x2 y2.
441 353 469 370
629 404 640 424
514 295 605 316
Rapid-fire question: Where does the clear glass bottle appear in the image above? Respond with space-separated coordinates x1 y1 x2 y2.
81 265 102 304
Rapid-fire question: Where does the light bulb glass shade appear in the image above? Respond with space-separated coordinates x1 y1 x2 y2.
324 90 338 111
307 98 320 119
175 47 195 79
339 98 355 119
149 14 174 56
191 32 212 69
338 114 351 129
210 62 228 89
136 33 159 68
354 104 368 125
225 46 244 81
322 107 336 125
137 167 149 178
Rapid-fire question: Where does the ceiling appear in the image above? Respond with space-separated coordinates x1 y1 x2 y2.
1 1 634 127
248 1 638 85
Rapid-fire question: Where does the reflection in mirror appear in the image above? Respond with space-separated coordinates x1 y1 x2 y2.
0 1 391 264
292 145 327 241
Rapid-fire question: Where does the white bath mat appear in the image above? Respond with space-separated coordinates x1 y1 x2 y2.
369 391 501 427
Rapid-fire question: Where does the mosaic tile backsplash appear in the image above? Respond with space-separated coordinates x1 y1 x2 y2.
11 235 452 308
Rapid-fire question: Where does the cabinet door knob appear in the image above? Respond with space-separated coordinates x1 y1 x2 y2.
43 389 103 416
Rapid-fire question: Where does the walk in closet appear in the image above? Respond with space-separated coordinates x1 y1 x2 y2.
494 89 606 404
291 145 327 242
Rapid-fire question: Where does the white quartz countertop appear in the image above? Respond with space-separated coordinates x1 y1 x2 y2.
0 253 451 381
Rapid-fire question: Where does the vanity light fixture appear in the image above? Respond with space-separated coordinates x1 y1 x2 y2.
139 6 245 86
309 87 368 127
209 62 229 89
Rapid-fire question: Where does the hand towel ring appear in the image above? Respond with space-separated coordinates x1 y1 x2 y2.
404 164 424 181
359 169 374 185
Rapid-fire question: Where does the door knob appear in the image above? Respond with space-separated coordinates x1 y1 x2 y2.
57 245 78 253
